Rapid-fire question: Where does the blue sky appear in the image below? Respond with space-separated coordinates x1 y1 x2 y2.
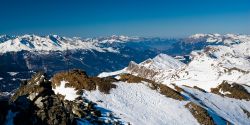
0 0 249 37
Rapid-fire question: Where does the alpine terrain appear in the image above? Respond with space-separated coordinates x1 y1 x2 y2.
0 34 250 125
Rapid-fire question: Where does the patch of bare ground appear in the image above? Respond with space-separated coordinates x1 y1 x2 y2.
185 102 215 125
51 69 117 94
173 84 184 93
119 73 184 100
193 86 207 93
224 67 249 74
211 80 250 100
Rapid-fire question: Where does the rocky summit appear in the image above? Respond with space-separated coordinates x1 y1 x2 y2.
0 71 118 125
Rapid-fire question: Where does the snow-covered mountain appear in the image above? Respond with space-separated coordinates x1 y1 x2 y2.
169 35 250 91
189 33 250 44
0 35 134 53
1 33 250 125
1 33 249 54
96 34 250 124
98 53 185 82
1 33 250 93
100 33 250 91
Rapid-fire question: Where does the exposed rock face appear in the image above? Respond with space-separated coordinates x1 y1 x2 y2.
126 54 185 83
51 69 117 94
127 61 158 80
211 81 250 100
1 71 110 125
185 102 215 125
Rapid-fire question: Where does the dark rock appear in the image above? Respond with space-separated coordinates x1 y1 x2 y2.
0 97 9 124
211 80 250 100
2 71 109 125
120 73 184 100
185 102 215 125
51 69 117 94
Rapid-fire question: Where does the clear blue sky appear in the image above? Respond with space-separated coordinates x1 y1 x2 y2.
0 0 249 37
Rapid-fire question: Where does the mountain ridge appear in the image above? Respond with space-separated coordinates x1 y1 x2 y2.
1 33 249 54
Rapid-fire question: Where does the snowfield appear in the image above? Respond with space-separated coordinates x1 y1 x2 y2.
169 38 250 91
98 68 127 78
83 81 199 125
180 86 250 125
53 80 78 101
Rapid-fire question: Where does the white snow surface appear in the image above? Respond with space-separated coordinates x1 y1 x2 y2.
139 53 185 71
0 35 133 53
7 72 19 76
83 81 199 125
99 34 250 92
53 80 78 101
180 86 250 125
98 68 127 78
169 40 250 91
189 33 250 44
243 85 250 93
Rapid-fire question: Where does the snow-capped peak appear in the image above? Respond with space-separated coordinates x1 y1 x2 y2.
98 35 139 44
189 33 222 39
0 34 125 53
98 53 186 83
140 53 185 71
189 33 250 44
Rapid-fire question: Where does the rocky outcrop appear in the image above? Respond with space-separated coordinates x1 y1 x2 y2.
119 73 184 100
211 81 250 100
185 102 215 125
51 69 117 94
127 61 158 80
0 71 112 125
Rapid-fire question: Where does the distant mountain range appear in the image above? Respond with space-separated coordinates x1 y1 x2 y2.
0 33 249 92
1 33 249 53
0 33 250 125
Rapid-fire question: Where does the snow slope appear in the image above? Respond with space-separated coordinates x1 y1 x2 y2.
169 39 250 91
180 86 250 125
83 81 199 125
98 68 127 78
